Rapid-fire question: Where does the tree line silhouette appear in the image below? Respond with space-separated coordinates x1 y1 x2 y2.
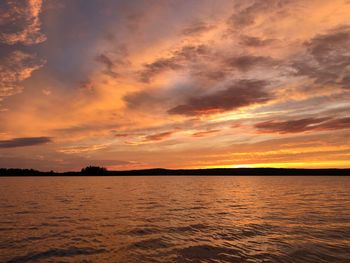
1 166 350 176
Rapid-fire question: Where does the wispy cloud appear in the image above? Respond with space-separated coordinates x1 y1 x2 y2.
0 51 45 100
139 44 208 82
58 144 109 154
181 21 214 36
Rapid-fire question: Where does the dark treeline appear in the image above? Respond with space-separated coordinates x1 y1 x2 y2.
0 168 55 176
1 167 350 176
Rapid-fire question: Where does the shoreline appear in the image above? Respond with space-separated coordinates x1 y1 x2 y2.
1 168 350 176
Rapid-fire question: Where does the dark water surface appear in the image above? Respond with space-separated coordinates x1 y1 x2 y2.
0 176 349 262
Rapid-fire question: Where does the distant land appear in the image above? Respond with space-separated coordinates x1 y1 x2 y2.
1 167 350 176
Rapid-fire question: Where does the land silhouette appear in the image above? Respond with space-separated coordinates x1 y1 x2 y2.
0 166 349 176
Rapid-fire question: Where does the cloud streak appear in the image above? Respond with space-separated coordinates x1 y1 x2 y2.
225 55 278 72
255 117 350 134
143 131 176 142
0 137 52 148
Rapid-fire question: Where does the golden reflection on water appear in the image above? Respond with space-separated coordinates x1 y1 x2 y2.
0 176 350 262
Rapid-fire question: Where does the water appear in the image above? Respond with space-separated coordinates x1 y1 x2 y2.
0 176 349 263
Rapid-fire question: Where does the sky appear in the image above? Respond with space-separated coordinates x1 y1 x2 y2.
0 0 350 171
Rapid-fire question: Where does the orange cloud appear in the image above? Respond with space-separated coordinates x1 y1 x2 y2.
0 0 46 45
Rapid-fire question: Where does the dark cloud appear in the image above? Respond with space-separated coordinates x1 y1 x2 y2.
143 131 176 142
0 0 46 45
225 55 277 71
190 54 279 82
0 137 52 148
307 25 350 62
228 0 291 29
255 117 350 134
255 118 329 134
293 25 350 89
124 84 200 113
168 80 271 116
174 45 208 60
239 35 276 47
53 123 120 136
124 89 166 109
227 4 258 28
95 47 129 78
95 54 117 78
79 80 94 91
114 133 131 138
139 44 276 84
126 12 145 32
319 117 350 130
140 58 181 82
193 70 227 81
182 21 214 36
192 129 220 137
96 54 114 69
230 132 350 152
339 75 350 88
139 44 208 82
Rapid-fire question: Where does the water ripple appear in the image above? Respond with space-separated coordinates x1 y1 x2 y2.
6 246 107 263
0 176 349 262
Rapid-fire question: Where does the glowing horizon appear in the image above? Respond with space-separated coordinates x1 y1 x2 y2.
1 0 350 171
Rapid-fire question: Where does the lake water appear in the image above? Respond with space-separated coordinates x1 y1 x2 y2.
0 176 349 262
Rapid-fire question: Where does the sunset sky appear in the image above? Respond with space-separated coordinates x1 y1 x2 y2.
0 0 350 171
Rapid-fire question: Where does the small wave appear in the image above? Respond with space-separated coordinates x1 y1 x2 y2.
0 227 15 232
175 245 245 262
128 227 160 236
168 224 209 233
15 210 34 215
188 206 206 210
129 238 171 250
274 246 349 263
0 204 15 208
6 246 107 263
4 231 72 250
